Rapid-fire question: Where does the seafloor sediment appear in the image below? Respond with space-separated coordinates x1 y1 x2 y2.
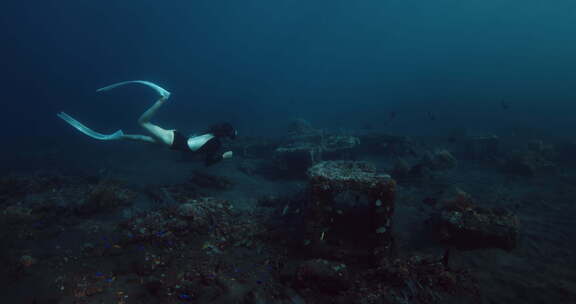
1 126 575 304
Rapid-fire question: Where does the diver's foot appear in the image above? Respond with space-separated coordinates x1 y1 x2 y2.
158 95 169 103
160 90 171 100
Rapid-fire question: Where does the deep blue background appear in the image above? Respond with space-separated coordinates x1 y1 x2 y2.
2 0 576 145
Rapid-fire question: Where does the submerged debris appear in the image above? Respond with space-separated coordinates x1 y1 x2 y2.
431 189 519 251
305 160 396 258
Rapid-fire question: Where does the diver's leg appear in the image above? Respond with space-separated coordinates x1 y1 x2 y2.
137 97 174 146
138 96 168 124
120 134 158 143
58 112 161 144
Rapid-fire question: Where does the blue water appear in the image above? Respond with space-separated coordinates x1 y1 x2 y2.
3 0 576 146
2 1 576 303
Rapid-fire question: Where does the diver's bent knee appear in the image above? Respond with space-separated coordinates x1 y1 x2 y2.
138 118 151 127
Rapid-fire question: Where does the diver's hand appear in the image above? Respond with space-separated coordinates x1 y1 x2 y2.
222 151 233 159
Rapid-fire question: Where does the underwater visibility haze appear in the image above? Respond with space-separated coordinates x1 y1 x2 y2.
1 0 576 303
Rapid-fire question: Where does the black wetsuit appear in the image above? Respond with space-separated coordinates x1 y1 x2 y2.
170 130 223 166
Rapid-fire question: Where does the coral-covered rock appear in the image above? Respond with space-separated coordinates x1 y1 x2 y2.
74 179 135 216
503 150 557 176
433 206 519 251
439 187 475 212
361 254 479 304
305 161 396 257
420 149 457 171
288 118 316 135
272 119 361 176
120 197 233 244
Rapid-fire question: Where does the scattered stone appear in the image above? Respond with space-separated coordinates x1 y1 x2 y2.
74 180 135 216
433 206 519 251
420 149 457 171
273 121 360 176
439 187 475 212
362 254 479 303
503 150 557 176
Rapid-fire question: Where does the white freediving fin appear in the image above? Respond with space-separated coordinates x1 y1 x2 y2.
96 80 171 99
57 112 124 140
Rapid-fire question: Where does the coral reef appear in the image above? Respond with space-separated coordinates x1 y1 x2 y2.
3 129 576 304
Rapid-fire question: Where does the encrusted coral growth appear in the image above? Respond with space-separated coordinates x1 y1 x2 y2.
74 179 136 216
439 188 476 212
273 119 361 176
435 207 519 251
503 148 557 176
420 149 458 171
119 197 267 252
359 254 479 304
431 189 519 251
110 197 279 303
304 160 396 257
119 197 230 244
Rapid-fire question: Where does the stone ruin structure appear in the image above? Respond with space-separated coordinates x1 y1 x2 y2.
274 119 360 174
303 161 396 259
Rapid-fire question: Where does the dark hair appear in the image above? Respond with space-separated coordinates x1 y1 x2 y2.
207 123 236 139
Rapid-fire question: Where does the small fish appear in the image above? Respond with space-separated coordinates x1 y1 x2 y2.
427 111 436 121
281 204 290 216
382 111 397 126
500 98 510 110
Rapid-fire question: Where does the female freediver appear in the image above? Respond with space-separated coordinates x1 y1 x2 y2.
58 80 236 166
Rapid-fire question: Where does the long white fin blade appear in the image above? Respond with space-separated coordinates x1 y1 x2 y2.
57 112 124 140
96 80 171 99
